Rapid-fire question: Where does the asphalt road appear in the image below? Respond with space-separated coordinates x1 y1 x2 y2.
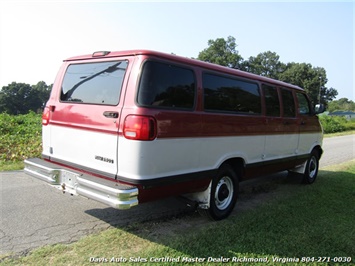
319 134 354 167
0 134 354 256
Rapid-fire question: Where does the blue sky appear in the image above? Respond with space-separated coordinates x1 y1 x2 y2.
0 0 353 100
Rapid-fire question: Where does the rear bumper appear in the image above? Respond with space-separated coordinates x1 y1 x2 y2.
24 158 138 209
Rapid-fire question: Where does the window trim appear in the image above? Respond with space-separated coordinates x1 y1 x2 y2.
135 59 197 111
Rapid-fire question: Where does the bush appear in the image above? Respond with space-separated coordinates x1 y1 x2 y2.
0 112 42 161
344 119 355 131
319 115 347 133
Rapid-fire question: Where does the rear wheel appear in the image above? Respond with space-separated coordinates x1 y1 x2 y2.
302 151 319 184
202 164 239 220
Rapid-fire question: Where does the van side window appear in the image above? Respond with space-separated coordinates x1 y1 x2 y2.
281 89 296 117
137 61 195 109
203 73 261 114
61 61 128 105
296 93 311 115
263 84 280 117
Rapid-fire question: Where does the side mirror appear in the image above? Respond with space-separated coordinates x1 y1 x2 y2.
314 103 325 114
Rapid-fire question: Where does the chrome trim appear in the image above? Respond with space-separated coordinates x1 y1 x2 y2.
24 158 138 209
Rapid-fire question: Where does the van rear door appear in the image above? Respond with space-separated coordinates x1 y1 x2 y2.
47 59 129 179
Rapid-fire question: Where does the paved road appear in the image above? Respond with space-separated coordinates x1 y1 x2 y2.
0 135 354 256
0 175 190 256
320 134 354 167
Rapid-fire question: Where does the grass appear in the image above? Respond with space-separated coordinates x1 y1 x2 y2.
324 130 355 138
2 161 354 265
0 161 24 171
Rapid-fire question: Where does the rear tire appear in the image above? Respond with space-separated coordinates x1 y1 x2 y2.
202 164 239 220
302 151 319 184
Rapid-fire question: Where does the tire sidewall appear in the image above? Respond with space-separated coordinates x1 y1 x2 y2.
209 164 239 220
303 151 319 184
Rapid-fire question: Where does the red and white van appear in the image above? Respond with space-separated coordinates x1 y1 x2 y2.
24 50 324 220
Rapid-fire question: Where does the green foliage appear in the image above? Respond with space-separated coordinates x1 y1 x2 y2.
0 112 42 162
319 115 348 133
278 63 337 105
0 81 51 115
344 119 355 131
242 51 286 79
197 36 243 69
327 98 355 112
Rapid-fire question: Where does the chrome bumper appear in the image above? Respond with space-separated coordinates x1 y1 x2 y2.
24 158 138 209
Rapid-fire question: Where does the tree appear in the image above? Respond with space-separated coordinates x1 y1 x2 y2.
32 81 52 110
327 98 355 112
242 51 286 79
278 63 337 105
197 36 243 69
0 81 51 114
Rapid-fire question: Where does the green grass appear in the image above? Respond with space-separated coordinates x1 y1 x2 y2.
324 130 355 138
2 161 354 266
0 161 24 171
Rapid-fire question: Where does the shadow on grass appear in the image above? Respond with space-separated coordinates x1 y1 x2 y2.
85 168 354 262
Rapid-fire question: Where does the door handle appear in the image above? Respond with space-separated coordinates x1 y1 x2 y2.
103 111 119 118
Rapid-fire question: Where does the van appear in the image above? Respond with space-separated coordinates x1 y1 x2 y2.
24 50 324 220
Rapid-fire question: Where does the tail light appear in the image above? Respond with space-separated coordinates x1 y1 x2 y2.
123 115 157 141
42 107 50 125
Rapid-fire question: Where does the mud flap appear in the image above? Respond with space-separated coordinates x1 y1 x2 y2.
183 180 212 209
289 161 307 175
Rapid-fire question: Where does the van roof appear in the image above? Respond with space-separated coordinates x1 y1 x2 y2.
64 50 304 91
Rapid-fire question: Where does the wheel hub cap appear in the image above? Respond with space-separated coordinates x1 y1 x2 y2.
215 176 234 210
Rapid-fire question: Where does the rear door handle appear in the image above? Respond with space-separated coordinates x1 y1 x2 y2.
103 111 119 118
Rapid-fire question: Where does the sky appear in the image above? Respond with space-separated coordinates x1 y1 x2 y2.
0 0 354 100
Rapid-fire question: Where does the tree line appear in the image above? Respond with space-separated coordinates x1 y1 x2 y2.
0 35 353 115
0 81 51 115
327 98 355 113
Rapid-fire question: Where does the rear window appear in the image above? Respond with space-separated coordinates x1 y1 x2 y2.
61 60 128 105
137 61 196 109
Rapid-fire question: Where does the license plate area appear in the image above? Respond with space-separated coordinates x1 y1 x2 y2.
59 170 80 195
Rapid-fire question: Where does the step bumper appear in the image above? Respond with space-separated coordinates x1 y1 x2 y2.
24 158 138 209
